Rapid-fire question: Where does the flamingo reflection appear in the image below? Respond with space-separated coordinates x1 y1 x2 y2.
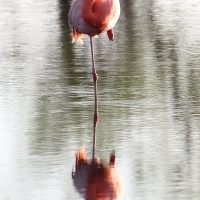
72 146 123 200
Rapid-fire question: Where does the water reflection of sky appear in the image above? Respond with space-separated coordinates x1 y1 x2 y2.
0 0 200 199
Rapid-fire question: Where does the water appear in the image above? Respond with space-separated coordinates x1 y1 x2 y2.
1 0 200 199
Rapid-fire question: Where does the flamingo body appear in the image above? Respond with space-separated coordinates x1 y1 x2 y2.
68 0 120 42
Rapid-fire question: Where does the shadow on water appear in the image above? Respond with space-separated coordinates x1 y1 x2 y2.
58 0 76 81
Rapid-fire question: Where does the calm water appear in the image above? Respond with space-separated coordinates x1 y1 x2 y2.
1 0 200 199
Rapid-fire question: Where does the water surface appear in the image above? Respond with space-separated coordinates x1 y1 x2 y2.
0 0 200 199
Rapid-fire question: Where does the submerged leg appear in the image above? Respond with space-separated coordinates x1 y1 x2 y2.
90 37 98 160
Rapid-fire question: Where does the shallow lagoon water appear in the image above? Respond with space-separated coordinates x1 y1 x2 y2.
0 0 200 199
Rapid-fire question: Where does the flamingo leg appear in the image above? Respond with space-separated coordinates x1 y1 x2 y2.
90 37 98 160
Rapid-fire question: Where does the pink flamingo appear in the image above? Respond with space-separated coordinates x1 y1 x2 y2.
68 0 120 159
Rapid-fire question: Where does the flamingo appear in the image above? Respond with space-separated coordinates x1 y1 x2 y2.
68 0 120 159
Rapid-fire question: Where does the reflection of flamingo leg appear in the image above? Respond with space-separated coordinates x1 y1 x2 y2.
90 37 98 160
